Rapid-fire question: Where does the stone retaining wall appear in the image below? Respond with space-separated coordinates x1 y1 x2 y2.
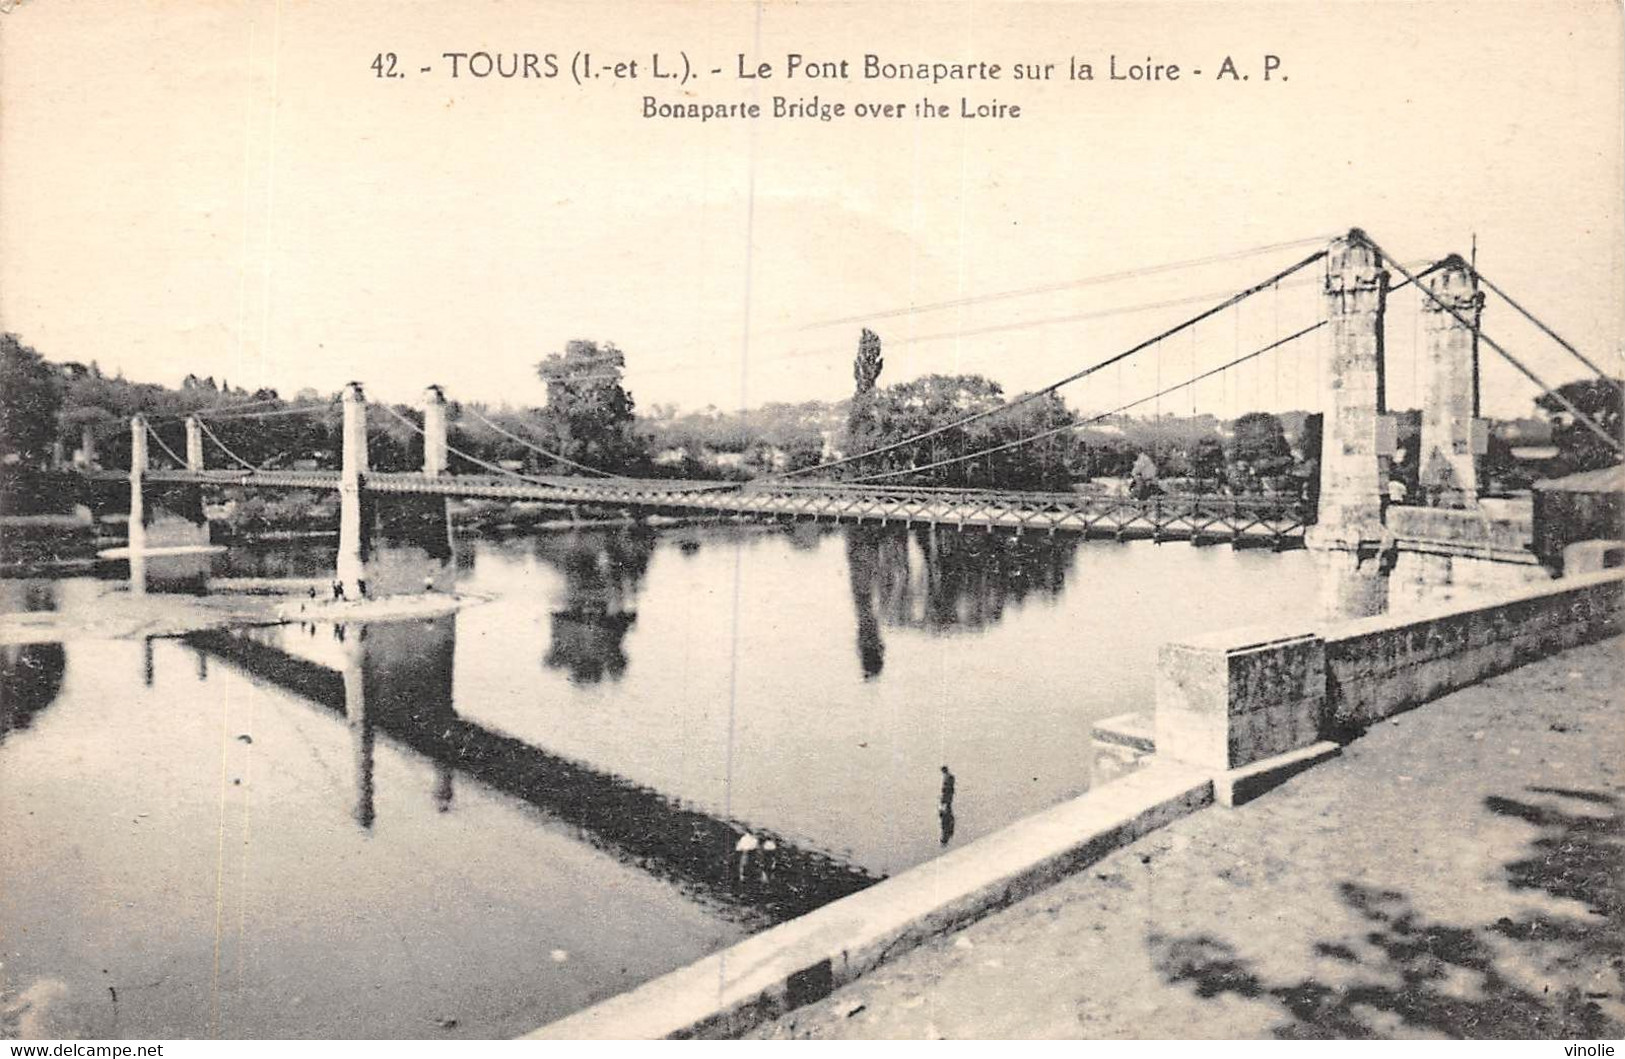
1155 569 1624 773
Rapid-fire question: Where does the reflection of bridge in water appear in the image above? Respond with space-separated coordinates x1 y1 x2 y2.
179 616 878 927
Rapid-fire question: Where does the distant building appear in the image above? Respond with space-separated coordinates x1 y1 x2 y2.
1532 464 1625 572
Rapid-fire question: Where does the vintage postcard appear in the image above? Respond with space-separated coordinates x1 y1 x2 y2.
1 0 1621 1046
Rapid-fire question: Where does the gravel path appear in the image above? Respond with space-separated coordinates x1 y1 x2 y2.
751 636 1625 1040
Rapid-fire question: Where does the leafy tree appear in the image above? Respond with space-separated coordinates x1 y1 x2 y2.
0 334 64 466
853 328 883 396
1074 427 1138 480
534 340 643 472
1231 411 1291 468
1294 412 1324 515
1191 435 1227 489
1390 409 1423 497
1480 430 1530 492
846 327 885 458
987 390 1076 490
1535 377 1623 475
1228 411 1294 494
863 374 1011 486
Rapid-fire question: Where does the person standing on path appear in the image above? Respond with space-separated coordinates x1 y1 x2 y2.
938 765 957 846
733 830 761 885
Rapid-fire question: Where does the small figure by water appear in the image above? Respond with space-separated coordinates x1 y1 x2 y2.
939 765 957 846
331 579 346 602
759 837 778 884
732 830 761 884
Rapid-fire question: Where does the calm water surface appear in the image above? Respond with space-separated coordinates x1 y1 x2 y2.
0 524 1319 1037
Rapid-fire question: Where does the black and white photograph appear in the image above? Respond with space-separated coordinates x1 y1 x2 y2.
1 0 1621 1046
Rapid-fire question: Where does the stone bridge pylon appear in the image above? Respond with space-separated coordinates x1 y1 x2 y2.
1307 229 1533 619
1306 229 1395 618
334 381 456 601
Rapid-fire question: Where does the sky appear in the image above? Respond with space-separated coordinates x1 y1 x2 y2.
2 0 1621 421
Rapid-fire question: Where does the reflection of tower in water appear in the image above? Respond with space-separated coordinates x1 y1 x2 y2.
183 609 877 925
534 527 656 685
341 624 376 829
845 529 886 679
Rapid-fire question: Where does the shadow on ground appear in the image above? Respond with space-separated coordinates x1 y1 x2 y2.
1147 786 1623 1039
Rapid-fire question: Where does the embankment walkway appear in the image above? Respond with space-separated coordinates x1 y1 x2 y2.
751 636 1624 1040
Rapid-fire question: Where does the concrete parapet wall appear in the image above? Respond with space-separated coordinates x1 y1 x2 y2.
1388 504 1533 553
1156 628 1325 771
1155 570 1624 772
1565 538 1625 576
1324 569 1622 730
1386 549 1551 617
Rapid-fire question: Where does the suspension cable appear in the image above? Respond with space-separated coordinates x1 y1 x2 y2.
373 402 637 490
1386 258 1447 296
190 402 338 422
143 421 188 468
1471 268 1623 382
194 417 260 471
145 396 290 421
769 248 1330 481
1366 237 1623 455
845 319 1328 484
543 273 1325 387
91 398 340 439
785 233 1337 334
461 405 627 479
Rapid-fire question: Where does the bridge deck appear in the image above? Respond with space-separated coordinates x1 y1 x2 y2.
93 469 1308 540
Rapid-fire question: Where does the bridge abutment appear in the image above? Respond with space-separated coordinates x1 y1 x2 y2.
1306 230 1394 619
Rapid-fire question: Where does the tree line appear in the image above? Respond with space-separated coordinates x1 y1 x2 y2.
3 331 1615 503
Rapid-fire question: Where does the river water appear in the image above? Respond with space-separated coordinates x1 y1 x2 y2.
0 523 1319 1038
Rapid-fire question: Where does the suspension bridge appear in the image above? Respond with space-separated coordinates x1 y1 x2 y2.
77 228 1620 615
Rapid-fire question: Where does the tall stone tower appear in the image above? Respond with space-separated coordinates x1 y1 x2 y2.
1307 230 1393 618
1417 256 1485 507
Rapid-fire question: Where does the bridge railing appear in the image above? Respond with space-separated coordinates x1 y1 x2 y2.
141 468 343 488
742 479 1304 514
85 464 1310 532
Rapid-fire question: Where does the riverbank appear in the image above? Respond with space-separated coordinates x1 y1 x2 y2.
0 582 485 645
0 587 284 645
0 508 695 577
749 635 1624 1040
